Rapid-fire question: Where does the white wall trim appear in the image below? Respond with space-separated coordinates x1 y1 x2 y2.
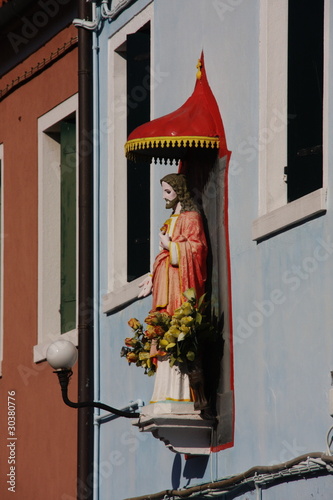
102 276 145 314
254 0 328 240
104 3 154 314
252 188 327 241
33 328 78 363
258 0 288 215
35 94 78 362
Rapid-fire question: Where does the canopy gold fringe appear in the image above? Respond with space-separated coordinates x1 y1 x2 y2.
125 136 220 162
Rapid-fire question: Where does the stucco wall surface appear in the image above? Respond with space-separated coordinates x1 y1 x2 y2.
96 1 333 498
0 25 78 500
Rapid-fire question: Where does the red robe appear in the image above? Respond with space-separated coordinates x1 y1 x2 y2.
152 211 207 315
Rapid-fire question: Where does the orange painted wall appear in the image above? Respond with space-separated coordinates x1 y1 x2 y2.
0 25 79 500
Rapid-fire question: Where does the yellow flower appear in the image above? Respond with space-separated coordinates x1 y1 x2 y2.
181 302 194 316
159 339 169 347
164 332 177 343
183 288 196 302
168 325 181 338
173 307 185 320
139 352 150 360
180 325 190 334
180 316 194 327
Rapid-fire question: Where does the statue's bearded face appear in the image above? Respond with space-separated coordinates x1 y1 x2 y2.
161 181 179 210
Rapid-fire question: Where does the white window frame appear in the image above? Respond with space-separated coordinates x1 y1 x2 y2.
34 95 78 363
0 145 3 375
252 0 328 241
103 3 155 313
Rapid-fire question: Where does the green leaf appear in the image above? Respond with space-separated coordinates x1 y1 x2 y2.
197 293 206 310
186 351 195 361
196 312 202 324
169 356 176 367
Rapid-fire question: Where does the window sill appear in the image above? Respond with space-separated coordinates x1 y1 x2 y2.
33 329 78 363
102 276 146 315
252 188 327 241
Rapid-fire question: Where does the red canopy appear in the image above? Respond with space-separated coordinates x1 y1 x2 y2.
125 53 229 163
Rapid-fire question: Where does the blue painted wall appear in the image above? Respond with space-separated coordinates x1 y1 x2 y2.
94 1 333 498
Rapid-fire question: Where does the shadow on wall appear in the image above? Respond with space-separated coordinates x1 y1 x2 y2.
171 453 209 489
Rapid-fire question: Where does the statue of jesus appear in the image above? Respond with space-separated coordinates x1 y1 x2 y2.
139 173 208 411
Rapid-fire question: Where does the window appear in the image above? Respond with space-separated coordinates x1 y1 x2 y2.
103 4 153 313
126 28 151 282
287 0 324 202
253 0 327 241
34 95 78 362
60 120 77 333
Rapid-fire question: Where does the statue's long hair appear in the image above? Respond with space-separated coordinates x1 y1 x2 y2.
160 173 199 213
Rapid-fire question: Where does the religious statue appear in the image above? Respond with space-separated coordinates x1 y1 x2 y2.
138 173 208 412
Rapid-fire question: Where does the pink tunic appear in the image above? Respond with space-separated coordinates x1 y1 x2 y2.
152 211 207 315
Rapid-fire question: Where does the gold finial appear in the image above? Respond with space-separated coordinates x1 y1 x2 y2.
196 59 202 80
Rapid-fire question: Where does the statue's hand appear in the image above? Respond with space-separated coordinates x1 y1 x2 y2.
138 275 153 298
159 231 171 250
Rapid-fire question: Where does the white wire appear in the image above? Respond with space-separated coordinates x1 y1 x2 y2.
326 424 333 455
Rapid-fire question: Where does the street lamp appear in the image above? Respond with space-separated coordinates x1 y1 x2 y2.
46 339 140 418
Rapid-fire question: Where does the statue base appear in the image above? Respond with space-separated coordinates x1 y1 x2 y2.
133 402 216 455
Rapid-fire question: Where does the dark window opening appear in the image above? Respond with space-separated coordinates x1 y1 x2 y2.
126 24 151 282
60 120 76 333
287 0 324 202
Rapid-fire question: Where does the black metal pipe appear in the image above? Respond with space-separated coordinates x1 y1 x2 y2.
55 370 140 418
77 0 94 497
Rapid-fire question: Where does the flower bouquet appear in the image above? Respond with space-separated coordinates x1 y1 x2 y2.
121 288 215 376
120 313 171 376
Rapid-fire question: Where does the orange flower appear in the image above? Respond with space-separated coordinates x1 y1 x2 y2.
128 318 141 330
144 326 157 339
144 312 159 326
126 352 138 363
124 337 136 347
144 325 165 339
151 356 158 367
159 312 172 323
153 325 165 336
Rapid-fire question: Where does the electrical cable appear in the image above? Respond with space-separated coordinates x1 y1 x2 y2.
123 452 333 500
